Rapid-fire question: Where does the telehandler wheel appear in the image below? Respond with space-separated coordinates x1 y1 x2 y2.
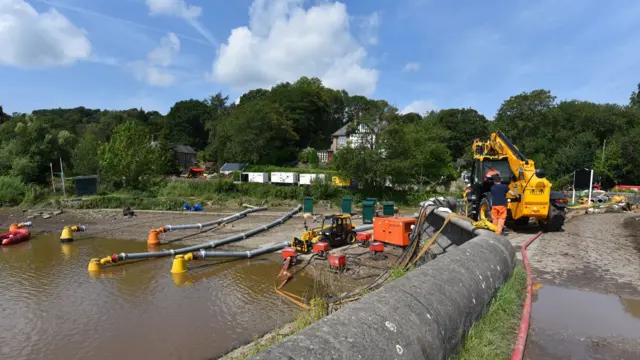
346 232 357 245
540 206 565 232
479 197 492 222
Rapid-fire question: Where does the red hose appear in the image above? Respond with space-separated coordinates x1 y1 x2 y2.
511 231 543 360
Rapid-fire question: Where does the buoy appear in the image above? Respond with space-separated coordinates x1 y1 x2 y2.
60 225 87 242
9 222 31 232
170 255 188 274
147 228 164 246
88 258 102 272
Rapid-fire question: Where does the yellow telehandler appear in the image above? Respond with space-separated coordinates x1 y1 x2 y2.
463 131 565 231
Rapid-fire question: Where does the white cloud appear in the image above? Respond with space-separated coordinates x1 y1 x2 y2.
147 32 180 66
145 0 201 19
145 0 216 46
400 100 438 115
403 62 420 72
211 0 378 96
358 11 381 45
0 0 91 67
128 32 180 86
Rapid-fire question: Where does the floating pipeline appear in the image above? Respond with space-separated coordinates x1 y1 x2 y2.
88 205 302 272
147 206 268 246
170 241 290 274
1 222 33 246
253 202 517 360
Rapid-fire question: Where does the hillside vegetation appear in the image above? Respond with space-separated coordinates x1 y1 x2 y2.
2 78 640 207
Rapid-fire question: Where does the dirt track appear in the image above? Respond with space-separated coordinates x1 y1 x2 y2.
511 212 640 359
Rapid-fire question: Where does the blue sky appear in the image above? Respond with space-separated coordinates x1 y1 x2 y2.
1 0 639 119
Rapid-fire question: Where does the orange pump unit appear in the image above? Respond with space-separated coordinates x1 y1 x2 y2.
372 217 416 247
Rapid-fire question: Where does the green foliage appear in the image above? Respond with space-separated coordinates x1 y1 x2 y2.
3 78 640 209
72 133 102 175
309 177 344 200
429 108 490 162
299 148 319 168
74 195 185 211
0 176 28 205
213 99 298 164
98 121 167 191
388 266 413 281
454 265 527 360
166 99 212 150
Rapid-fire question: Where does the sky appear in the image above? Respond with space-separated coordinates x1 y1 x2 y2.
1 0 639 119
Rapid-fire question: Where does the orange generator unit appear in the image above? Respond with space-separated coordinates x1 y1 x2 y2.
372 217 416 247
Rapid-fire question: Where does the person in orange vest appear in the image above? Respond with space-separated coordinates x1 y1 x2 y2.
490 174 514 235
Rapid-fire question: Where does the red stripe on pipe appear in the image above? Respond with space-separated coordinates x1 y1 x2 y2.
511 231 543 360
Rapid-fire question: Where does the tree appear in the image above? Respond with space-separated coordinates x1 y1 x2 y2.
630 83 640 108
166 100 212 150
72 133 102 175
98 121 167 190
382 120 454 189
213 100 298 164
429 108 489 162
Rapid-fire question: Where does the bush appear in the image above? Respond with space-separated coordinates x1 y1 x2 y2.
0 176 28 205
74 195 185 211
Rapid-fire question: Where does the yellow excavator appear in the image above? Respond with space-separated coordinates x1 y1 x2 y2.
463 131 565 231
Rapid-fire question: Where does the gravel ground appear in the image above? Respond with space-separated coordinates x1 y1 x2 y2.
510 211 640 359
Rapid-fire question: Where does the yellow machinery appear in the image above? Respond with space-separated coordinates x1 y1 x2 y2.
464 131 565 231
292 214 357 253
331 176 351 188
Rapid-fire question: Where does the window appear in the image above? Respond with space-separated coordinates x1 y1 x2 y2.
338 136 347 148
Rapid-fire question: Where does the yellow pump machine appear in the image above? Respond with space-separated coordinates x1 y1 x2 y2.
464 131 565 231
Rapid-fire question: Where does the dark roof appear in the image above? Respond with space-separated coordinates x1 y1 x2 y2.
174 145 196 154
72 175 98 180
332 123 349 136
220 163 247 172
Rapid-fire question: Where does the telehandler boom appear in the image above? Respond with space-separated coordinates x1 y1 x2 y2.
464 131 565 231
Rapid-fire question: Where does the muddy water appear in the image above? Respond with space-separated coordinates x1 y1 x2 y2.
0 235 318 360
527 284 640 359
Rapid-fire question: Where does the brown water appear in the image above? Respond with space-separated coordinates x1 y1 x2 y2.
526 284 640 359
0 235 318 360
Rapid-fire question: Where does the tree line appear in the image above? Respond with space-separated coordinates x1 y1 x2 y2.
1 78 639 197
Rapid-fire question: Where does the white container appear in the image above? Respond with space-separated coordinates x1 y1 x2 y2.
270 172 299 184
299 173 326 186
246 172 269 183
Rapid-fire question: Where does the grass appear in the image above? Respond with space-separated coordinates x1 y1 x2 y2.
388 266 413 281
453 265 527 360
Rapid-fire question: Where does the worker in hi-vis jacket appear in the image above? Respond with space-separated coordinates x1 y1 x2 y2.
490 174 515 235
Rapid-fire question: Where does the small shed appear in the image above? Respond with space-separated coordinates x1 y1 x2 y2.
220 163 247 175
175 145 197 169
73 176 98 196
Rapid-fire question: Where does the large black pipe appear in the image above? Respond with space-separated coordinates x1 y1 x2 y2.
162 206 267 231
191 241 289 259
253 232 516 360
105 205 302 262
